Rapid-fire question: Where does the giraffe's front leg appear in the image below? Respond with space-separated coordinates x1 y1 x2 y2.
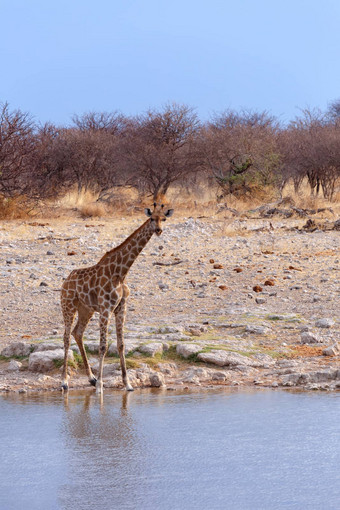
115 287 133 391
96 311 110 395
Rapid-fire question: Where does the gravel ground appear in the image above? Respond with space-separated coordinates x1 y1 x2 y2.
0 213 339 392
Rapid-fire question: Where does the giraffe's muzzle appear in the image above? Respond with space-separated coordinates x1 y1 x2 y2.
155 228 162 235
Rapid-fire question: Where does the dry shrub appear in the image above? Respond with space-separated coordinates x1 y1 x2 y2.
78 202 107 218
57 189 98 209
56 187 141 218
166 185 217 216
52 189 107 218
280 179 340 219
0 195 33 219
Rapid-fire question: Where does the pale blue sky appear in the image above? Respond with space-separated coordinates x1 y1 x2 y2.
1 0 340 125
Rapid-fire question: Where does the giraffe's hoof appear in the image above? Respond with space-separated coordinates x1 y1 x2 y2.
61 383 69 391
126 385 134 392
89 377 97 387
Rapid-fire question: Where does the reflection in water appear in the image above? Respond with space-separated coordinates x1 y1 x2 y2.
60 391 145 510
0 389 339 510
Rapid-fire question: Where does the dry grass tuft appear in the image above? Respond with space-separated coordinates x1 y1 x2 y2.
50 189 108 218
0 195 33 220
287 344 324 358
282 180 340 217
78 202 107 218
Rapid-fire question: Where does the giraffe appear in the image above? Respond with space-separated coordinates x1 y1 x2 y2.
60 200 174 394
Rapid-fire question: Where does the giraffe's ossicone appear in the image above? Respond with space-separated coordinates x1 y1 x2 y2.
60 201 174 394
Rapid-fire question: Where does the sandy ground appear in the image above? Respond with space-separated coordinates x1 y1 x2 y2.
0 212 339 392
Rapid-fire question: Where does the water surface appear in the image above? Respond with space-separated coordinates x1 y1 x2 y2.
0 388 339 510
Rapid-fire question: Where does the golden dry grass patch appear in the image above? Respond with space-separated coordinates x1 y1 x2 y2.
287 344 324 358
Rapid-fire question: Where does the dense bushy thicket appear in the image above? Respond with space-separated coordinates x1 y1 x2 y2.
1 100 340 203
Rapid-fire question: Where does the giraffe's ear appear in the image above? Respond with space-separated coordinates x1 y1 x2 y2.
165 209 174 217
145 208 152 217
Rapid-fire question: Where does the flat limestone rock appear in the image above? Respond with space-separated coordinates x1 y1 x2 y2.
33 342 63 352
315 318 335 329
300 331 322 344
322 344 340 356
197 350 257 367
108 342 140 356
245 325 270 335
28 349 74 373
1 342 32 358
138 342 164 357
176 343 202 359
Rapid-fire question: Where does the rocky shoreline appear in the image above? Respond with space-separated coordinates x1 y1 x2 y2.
0 215 339 393
1 319 339 393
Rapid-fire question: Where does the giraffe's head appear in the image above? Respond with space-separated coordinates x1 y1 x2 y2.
144 201 174 236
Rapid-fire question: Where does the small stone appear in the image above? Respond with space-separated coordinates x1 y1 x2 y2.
156 362 177 375
46 251 54 255
7 360 22 371
158 282 169 291
211 371 227 381
213 264 223 269
188 328 201 336
253 285 263 293
183 374 201 385
300 332 322 344
245 325 270 335
315 318 335 328
39 281 48 287
264 280 275 286
322 344 339 356
255 297 266 304
149 372 165 387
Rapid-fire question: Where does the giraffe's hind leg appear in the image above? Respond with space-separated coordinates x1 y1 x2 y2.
96 311 111 395
115 287 133 391
61 307 76 391
72 304 96 386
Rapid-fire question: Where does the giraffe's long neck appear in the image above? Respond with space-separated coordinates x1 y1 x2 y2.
99 219 155 280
